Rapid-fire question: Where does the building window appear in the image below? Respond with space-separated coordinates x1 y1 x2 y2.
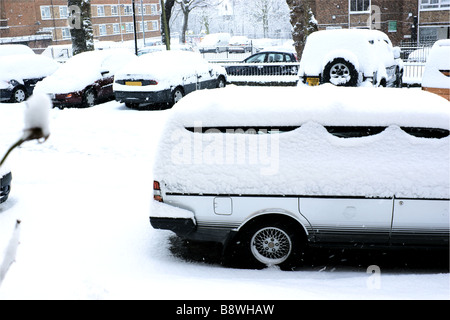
150 4 158 15
97 5 105 17
62 28 71 39
151 20 159 31
350 0 370 13
420 0 450 9
111 5 118 16
59 6 68 19
40 6 52 20
126 22 134 33
124 5 133 15
113 23 120 34
99 24 107 36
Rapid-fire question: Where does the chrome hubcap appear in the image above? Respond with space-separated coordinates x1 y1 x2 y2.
251 227 292 265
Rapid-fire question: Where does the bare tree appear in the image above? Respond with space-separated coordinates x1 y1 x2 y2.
176 0 219 43
285 0 318 57
68 0 94 56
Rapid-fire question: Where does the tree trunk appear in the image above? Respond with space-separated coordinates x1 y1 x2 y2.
161 0 176 47
68 0 94 56
286 0 318 58
181 9 190 43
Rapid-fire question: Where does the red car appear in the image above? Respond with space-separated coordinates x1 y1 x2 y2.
35 49 136 108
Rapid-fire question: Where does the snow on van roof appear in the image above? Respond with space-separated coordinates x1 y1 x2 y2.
0 44 35 56
154 85 449 199
169 85 450 130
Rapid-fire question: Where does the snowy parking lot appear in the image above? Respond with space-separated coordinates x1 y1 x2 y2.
0 93 449 300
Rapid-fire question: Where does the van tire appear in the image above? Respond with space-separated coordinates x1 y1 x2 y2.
322 58 359 87
225 217 304 270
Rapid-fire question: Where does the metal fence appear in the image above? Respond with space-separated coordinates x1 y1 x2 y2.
399 40 435 86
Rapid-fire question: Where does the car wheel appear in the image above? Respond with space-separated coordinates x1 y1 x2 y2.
10 87 26 103
323 58 359 87
83 88 96 108
225 217 305 270
217 76 226 88
172 87 184 105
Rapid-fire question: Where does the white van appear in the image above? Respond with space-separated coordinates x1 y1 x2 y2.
150 85 449 269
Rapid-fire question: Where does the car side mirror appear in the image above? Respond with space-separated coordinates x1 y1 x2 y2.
101 70 110 77
393 47 401 59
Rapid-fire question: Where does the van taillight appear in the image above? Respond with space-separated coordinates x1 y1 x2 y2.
153 180 163 202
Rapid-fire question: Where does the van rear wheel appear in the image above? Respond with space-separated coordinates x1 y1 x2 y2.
225 218 304 270
323 58 359 87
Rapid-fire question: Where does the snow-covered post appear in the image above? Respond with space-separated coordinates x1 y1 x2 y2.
0 93 52 168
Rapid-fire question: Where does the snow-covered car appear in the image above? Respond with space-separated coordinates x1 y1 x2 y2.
150 85 449 269
227 36 252 53
0 45 59 103
421 39 450 101
35 49 136 108
113 50 227 109
0 169 12 204
137 44 197 56
224 49 298 76
197 33 231 53
299 29 404 87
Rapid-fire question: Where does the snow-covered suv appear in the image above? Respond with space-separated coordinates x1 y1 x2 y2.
299 29 403 87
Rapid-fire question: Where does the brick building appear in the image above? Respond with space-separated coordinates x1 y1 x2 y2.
0 0 161 48
312 0 449 45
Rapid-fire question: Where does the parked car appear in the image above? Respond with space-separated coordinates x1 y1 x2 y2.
35 49 136 108
227 36 252 53
113 50 227 109
0 169 12 204
0 45 59 103
421 39 450 101
224 49 298 76
149 85 449 269
299 29 403 87
138 44 197 56
197 33 231 53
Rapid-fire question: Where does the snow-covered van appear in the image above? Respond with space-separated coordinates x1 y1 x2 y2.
299 29 403 88
150 85 449 269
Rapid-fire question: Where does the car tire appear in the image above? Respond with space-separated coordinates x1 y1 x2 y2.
217 76 226 88
322 58 359 87
171 87 184 105
83 88 96 108
224 217 305 270
10 87 27 103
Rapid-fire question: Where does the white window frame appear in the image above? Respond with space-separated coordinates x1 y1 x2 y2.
420 0 450 10
97 5 105 17
40 6 52 20
99 24 107 36
349 0 371 13
151 20 159 31
59 6 68 19
124 5 133 15
112 23 120 34
111 5 119 16
150 4 158 15
126 22 134 33
61 27 71 39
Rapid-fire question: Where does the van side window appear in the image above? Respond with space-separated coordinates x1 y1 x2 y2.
401 127 449 139
325 126 386 138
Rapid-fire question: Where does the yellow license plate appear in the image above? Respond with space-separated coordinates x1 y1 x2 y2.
306 77 320 86
125 81 142 86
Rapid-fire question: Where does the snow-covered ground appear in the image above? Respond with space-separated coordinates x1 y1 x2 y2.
0 97 449 300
